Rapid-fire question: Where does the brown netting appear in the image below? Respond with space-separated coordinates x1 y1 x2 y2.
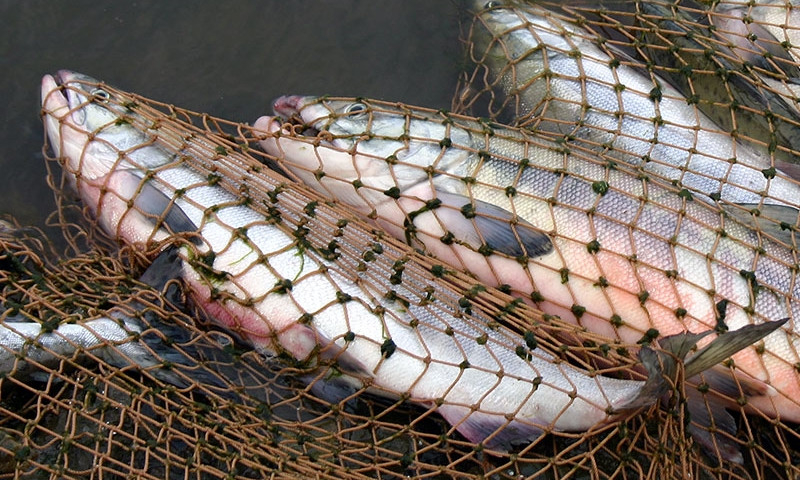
258 95 800 477
13 1 800 477
455 0 800 202
26 75 797 480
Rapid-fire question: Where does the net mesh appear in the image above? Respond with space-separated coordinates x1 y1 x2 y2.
12 1 800 478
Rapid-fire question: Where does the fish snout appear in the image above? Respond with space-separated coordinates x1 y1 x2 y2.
272 95 305 117
55 69 78 85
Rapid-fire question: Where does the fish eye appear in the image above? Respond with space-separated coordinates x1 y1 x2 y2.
91 88 110 102
484 1 502 8
345 103 367 115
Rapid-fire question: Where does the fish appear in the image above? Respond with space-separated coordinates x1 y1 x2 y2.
710 1 800 178
0 243 227 391
40 70 780 458
632 1 800 163
459 0 800 234
255 94 800 428
715 0 800 65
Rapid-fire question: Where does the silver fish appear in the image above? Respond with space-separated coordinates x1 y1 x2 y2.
716 0 800 65
40 70 778 456
631 1 800 163
0 244 226 390
711 1 800 176
460 0 800 236
256 95 800 427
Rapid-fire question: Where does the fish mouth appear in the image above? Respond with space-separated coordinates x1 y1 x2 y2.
271 95 321 138
41 74 66 111
41 70 84 116
253 114 326 146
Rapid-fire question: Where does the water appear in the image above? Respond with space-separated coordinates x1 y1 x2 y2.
1 0 462 229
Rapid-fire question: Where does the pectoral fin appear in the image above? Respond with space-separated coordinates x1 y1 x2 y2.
138 244 184 292
775 160 800 183
730 21 800 81
419 190 553 258
119 170 199 241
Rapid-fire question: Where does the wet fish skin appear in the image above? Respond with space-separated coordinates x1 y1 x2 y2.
716 0 800 65
256 95 800 424
633 1 800 162
713 0 800 168
39 71 776 456
462 0 800 220
0 245 225 390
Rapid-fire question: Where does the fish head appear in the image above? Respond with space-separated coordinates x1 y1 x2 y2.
41 70 139 181
269 95 446 160
255 96 474 212
467 0 571 51
41 70 192 245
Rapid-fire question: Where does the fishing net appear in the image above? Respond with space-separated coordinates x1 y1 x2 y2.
33 75 707 480
25 75 797 480
13 1 800 477
456 0 800 215
260 95 800 479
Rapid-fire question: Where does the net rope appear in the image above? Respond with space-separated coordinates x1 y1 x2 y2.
13 1 800 477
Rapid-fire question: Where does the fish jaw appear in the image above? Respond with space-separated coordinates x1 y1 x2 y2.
42 71 136 183
272 94 314 118
254 115 375 209
41 74 68 158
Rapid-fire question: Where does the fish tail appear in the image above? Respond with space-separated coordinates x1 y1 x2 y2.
621 319 786 463
683 319 788 379
623 319 787 410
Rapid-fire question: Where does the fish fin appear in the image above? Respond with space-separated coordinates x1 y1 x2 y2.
619 346 671 409
729 22 800 81
620 319 785 409
696 367 772 398
683 319 787 378
303 372 361 404
775 160 800 183
722 203 799 245
426 190 553 258
138 244 184 293
125 309 237 394
686 389 745 464
117 247 236 393
120 170 199 241
436 404 544 451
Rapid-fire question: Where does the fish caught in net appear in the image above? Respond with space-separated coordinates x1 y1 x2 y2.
454 0 800 238
15 1 800 476
23 66 794 480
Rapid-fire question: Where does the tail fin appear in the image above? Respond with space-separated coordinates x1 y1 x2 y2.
622 319 787 463
682 320 788 378
622 319 787 409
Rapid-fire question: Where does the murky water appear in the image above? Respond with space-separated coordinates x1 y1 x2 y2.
1 0 462 229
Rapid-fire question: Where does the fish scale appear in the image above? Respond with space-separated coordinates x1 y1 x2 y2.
256 94 800 425
41 69 782 456
458 0 800 243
